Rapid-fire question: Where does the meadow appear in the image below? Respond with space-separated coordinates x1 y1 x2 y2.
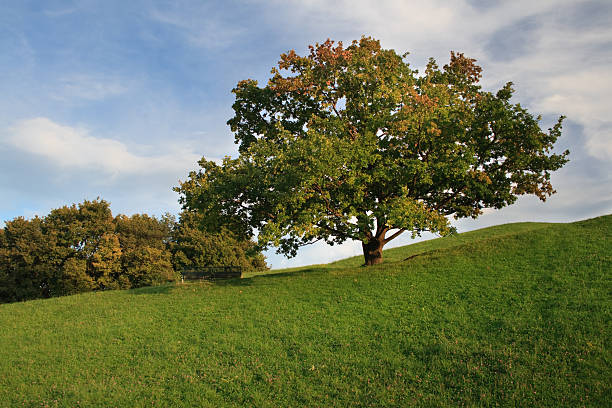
0 215 610 407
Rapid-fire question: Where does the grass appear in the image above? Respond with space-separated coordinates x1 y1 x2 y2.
0 215 610 407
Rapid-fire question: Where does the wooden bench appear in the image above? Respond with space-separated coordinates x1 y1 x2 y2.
181 266 243 282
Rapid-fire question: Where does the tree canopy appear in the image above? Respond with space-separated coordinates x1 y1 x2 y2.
176 37 569 265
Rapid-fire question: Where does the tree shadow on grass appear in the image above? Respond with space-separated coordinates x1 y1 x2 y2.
176 276 256 288
213 277 254 287
129 283 177 295
127 267 330 293
180 267 326 287
247 267 329 280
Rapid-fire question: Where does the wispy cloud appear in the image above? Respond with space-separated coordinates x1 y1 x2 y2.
148 3 243 49
56 74 129 101
43 7 79 17
532 67 612 159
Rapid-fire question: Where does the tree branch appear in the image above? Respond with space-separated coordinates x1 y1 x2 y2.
312 184 346 220
383 228 406 244
434 186 467 211
316 222 359 241
297 238 322 247
375 216 388 237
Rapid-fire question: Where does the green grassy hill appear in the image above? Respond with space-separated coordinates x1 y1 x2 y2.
1 215 610 407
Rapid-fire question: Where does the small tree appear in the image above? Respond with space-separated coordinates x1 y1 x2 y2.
114 214 178 287
181 37 569 265
44 199 122 290
171 211 267 272
0 217 53 301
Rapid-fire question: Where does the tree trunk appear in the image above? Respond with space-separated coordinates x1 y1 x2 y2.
362 237 385 266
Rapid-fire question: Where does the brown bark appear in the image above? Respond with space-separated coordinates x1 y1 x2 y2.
361 226 406 266
362 236 385 266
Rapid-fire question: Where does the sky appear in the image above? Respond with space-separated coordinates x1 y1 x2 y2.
1 0 610 268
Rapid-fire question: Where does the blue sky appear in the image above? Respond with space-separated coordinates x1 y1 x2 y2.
1 0 611 268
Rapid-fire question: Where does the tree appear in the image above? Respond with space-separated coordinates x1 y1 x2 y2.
114 213 174 253
177 38 568 265
114 213 178 287
0 217 54 301
0 228 9 300
171 211 267 272
119 246 176 287
44 199 122 291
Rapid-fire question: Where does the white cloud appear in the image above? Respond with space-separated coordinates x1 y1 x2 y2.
485 19 612 159
267 0 579 54
583 125 612 160
2 117 201 176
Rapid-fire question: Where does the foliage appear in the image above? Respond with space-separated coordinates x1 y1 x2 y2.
120 246 176 287
114 213 174 253
0 199 267 303
114 213 178 287
0 215 609 406
171 211 268 272
0 200 127 301
0 216 51 301
44 200 121 292
176 37 569 265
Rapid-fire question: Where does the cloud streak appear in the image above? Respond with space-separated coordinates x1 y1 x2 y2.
148 3 244 49
56 74 129 101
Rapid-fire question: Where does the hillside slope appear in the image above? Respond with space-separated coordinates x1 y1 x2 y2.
330 221 553 268
0 215 610 407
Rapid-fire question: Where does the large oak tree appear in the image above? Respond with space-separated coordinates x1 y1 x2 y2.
177 37 569 265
